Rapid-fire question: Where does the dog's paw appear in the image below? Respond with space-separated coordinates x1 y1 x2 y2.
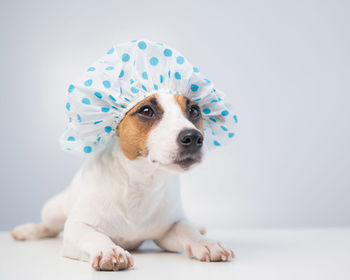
11 223 53 241
91 246 134 271
185 240 234 262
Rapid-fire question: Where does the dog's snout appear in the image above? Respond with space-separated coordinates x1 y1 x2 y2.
177 129 203 151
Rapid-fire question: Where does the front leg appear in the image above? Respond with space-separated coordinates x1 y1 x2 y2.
154 220 234 262
63 220 134 271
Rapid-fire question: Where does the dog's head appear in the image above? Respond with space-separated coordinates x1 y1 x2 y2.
116 92 204 172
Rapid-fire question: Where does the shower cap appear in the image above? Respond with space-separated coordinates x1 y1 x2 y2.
60 39 238 155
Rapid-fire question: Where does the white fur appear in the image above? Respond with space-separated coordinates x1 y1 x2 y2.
11 93 233 270
147 93 198 170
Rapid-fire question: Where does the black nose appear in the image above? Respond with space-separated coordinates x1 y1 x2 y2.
177 129 203 152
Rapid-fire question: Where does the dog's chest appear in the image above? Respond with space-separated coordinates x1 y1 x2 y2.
99 176 182 245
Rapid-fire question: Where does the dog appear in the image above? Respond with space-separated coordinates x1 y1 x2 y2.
11 91 234 271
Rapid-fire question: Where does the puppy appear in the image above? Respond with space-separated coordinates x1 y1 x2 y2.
11 92 234 271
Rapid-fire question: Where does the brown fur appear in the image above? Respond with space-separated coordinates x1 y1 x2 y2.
173 95 204 134
117 94 164 160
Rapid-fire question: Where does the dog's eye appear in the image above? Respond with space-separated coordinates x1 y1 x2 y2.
138 105 154 118
189 105 201 119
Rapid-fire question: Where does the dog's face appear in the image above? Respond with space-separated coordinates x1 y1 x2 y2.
117 93 204 172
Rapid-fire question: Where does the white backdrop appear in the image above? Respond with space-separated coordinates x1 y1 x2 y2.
0 0 349 230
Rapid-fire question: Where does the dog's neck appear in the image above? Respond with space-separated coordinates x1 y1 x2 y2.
94 137 176 188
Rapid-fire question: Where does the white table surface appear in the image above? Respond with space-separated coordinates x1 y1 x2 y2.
0 228 349 280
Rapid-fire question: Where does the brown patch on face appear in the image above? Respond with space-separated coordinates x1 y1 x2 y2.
117 94 164 160
173 95 204 134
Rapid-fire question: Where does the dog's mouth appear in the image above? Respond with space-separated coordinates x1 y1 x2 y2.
172 152 202 170
150 152 202 172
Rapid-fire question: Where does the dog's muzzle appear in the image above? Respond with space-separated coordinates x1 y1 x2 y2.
173 129 203 169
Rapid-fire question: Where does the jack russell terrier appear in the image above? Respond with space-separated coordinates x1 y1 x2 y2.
11 40 236 271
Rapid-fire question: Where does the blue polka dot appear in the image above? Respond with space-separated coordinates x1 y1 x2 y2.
122 53 130 62
142 72 148 80
101 107 110 112
204 78 211 84
154 84 159 90
168 70 171 78
87 67 96 71
66 102 71 111
119 70 124 78
130 79 134 84
174 72 181 80
131 87 139 93
109 95 116 102
233 115 238 123
94 92 102 99
67 136 75 141
210 99 218 103
77 114 82 122
94 120 103 125
142 85 147 91
131 39 137 43
209 117 216 123
82 98 91 105
124 97 130 102
191 84 199 92
193 67 199 72
105 66 114 70
107 48 114 54
221 110 229 116
84 146 92 153
68 84 74 93
104 126 112 133
176 56 184 64
138 41 147 50
150 57 159 66
84 79 93 87
163 49 172 56
228 132 235 138
203 108 211 114
221 125 228 131
213 140 221 146
194 98 201 102
103 80 111 88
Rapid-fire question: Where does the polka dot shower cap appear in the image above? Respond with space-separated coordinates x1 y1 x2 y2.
60 39 238 155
